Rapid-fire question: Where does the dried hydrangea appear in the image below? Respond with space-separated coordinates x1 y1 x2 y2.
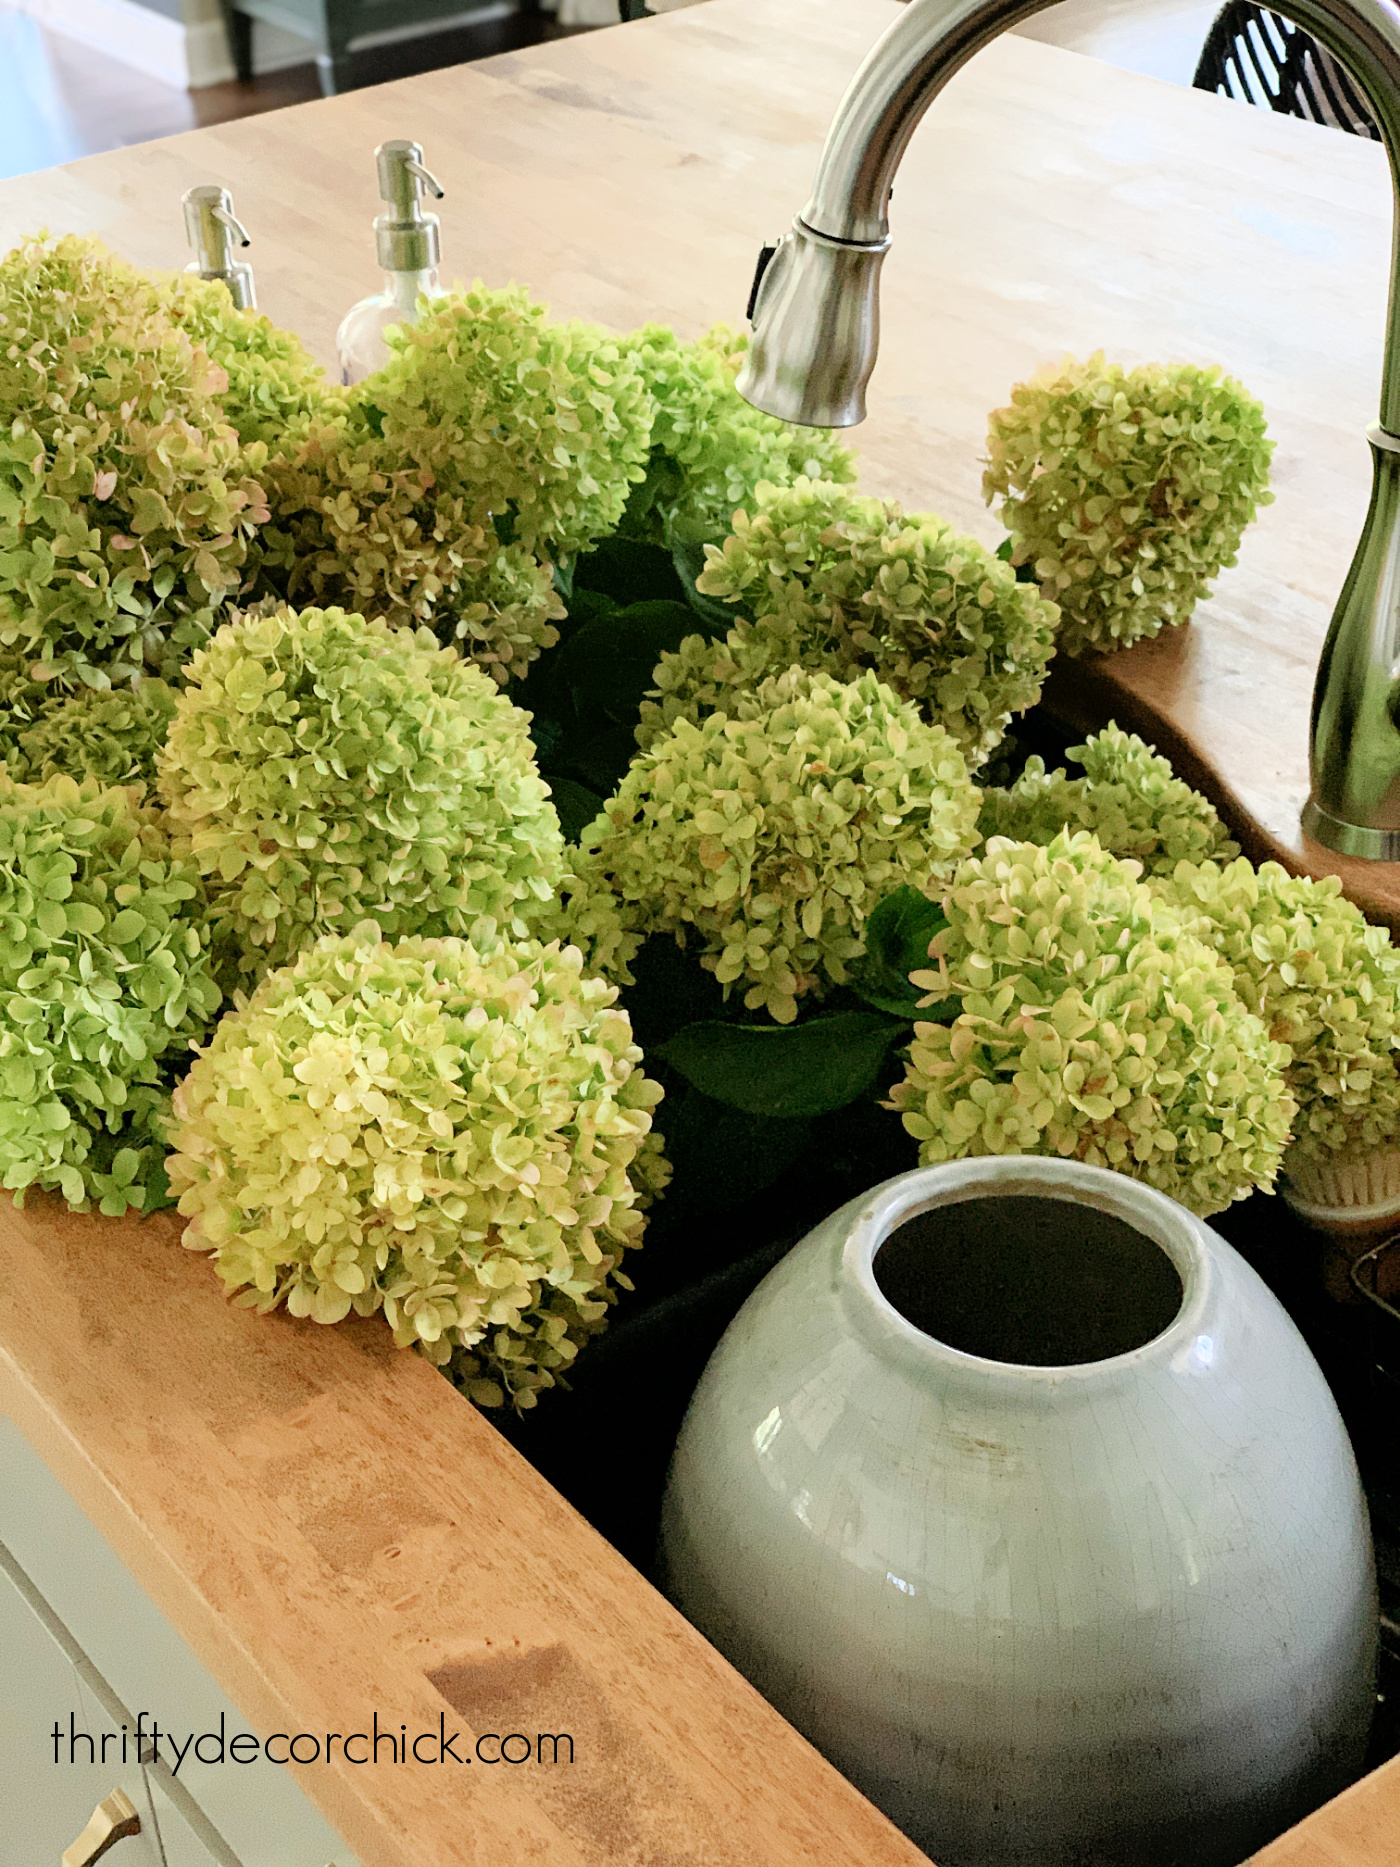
251 418 563 684
353 284 655 558
7 677 177 793
1157 858 1400 1165
984 354 1273 656
167 929 668 1409
0 772 220 1214
160 274 330 450
640 479 1058 769
978 722 1239 875
157 605 565 980
622 324 856 545
890 831 1295 1215
558 666 979 1023
0 234 268 689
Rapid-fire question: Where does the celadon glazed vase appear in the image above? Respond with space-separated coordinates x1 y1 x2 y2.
659 1158 1377 1867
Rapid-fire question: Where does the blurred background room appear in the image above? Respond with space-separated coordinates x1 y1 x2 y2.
0 0 1247 183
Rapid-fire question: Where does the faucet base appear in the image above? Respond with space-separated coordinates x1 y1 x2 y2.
1302 795 1400 862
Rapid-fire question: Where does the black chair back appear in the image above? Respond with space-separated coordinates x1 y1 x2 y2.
1194 1 1378 138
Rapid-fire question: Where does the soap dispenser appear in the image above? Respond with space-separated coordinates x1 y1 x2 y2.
336 140 447 386
182 184 256 309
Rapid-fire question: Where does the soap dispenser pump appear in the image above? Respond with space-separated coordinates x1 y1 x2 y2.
182 184 256 309
336 140 447 386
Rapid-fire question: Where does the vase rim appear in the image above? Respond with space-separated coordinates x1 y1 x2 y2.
839 1157 1211 1384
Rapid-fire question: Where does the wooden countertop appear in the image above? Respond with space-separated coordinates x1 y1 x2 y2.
0 1194 928 1867
0 2 1399 1861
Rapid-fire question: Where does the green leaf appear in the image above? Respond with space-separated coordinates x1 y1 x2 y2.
618 933 727 1050
552 556 575 601
548 777 605 843
557 723 641 798
563 588 621 629
573 535 685 607
615 445 682 544
658 1011 905 1119
511 589 619 750
657 1086 813 1212
850 887 950 1018
554 599 709 728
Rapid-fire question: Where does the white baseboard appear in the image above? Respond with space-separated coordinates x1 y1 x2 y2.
11 0 192 87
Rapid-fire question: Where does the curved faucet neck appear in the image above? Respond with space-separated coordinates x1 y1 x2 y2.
800 0 1400 429
740 0 1400 861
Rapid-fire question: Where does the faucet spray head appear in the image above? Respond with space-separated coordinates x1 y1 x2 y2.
374 140 444 274
737 219 889 428
181 184 256 310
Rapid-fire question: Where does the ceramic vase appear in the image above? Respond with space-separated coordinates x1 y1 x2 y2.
659 1158 1377 1866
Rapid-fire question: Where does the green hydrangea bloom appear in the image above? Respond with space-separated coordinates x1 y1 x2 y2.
0 234 269 689
978 723 1239 875
644 479 1058 769
251 418 563 684
559 666 979 1023
621 324 856 545
352 284 655 558
0 648 50 768
889 831 1295 1216
0 772 221 1213
157 605 565 980
160 275 330 450
984 354 1274 656
167 929 668 1410
1156 858 1400 1165
10 678 177 793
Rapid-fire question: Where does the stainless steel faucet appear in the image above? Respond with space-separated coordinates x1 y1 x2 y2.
737 0 1400 861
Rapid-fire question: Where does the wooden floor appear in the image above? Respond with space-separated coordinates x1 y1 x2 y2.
0 4 586 181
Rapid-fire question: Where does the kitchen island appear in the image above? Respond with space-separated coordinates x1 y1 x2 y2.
2 1 1400 1861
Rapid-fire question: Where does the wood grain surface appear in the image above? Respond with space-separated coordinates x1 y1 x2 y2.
0 1193 928 1867
0 3 1397 1861
1249 1749 1400 1864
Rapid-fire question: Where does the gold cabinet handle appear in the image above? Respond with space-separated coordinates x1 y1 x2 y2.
61 1790 141 1867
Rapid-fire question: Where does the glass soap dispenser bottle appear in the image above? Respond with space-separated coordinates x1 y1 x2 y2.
182 184 256 308
336 140 447 386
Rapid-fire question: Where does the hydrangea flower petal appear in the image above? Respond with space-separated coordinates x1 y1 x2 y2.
650 478 1058 770
557 665 980 1023
157 604 565 981
984 354 1273 656
0 771 220 1212
167 929 667 1409
889 830 1294 1215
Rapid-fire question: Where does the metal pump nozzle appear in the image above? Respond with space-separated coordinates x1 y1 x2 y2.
374 139 445 274
181 184 256 310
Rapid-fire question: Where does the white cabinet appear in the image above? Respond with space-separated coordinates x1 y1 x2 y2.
2 1547 172 1866
1 1418 360 1867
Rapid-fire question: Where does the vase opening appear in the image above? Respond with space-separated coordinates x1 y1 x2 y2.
872 1192 1185 1366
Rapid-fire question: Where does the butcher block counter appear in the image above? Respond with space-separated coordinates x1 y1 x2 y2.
2 0 1400 1861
